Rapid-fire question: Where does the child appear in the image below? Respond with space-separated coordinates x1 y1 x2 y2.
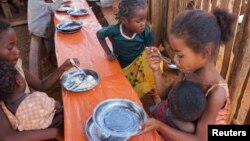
0 61 63 131
97 0 156 98
0 19 78 93
149 81 206 141
0 18 75 141
141 8 235 141
28 0 64 59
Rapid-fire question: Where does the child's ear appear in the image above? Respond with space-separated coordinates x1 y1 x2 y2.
204 43 213 58
15 74 24 86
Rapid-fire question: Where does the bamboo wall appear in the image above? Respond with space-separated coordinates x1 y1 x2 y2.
147 0 250 124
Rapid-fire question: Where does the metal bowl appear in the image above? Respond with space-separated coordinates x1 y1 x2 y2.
56 4 74 12
60 69 100 92
56 20 83 33
93 99 147 137
67 9 89 16
85 116 128 141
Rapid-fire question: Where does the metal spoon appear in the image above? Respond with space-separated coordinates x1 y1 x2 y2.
70 58 87 77
156 51 177 69
69 59 95 89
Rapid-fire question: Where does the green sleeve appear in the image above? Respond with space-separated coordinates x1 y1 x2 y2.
97 25 115 39
144 26 155 46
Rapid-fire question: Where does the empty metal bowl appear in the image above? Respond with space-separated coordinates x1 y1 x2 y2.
85 116 128 141
60 69 100 92
93 99 147 138
56 20 83 33
56 4 74 12
67 9 89 16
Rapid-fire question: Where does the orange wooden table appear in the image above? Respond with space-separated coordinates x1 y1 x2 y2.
54 0 163 141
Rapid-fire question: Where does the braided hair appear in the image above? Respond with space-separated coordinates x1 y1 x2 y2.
116 0 146 22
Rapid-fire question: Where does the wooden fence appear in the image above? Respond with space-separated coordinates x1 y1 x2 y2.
147 0 250 124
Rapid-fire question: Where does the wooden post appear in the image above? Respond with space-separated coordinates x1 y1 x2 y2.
211 0 218 11
220 0 243 78
202 0 211 11
232 69 250 124
227 0 250 123
233 1 248 55
196 0 202 9
150 0 163 45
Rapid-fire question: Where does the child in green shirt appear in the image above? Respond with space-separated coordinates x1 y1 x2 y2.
97 0 157 98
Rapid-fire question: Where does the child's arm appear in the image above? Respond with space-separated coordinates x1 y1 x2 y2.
141 118 199 141
24 58 79 91
96 31 116 61
0 107 62 141
145 47 173 98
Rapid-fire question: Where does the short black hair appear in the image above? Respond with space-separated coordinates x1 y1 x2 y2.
168 80 206 121
0 19 11 40
0 61 17 101
171 8 235 56
116 0 146 21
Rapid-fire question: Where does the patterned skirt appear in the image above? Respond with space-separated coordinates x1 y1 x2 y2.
123 51 162 98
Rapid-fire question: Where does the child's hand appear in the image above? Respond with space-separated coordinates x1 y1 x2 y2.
60 58 79 71
138 118 160 134
145 47 162 72
108 53 117 61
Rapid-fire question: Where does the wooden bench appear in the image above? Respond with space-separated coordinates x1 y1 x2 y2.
29 35 47 79
101 6 117 25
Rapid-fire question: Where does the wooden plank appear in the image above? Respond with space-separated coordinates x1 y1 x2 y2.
29 35 46 79
220 0 243 78
1 1 12 19
233 69 250 124
11 20 27 27
150 0 163 45
228 0 250 123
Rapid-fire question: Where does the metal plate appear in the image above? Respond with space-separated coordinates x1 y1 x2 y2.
56 4 74 12
56 20 83 33
93 99 147 137
60 69 99 92
85 116 128 141
67 9 89 16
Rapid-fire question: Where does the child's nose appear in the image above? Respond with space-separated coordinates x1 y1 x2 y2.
173 54 179 65
14 46 20 55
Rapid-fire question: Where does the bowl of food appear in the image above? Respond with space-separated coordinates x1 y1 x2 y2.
60 69 99 92
93 99 147 138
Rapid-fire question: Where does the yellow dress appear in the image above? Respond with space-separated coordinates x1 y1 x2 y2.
123 51 162 98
